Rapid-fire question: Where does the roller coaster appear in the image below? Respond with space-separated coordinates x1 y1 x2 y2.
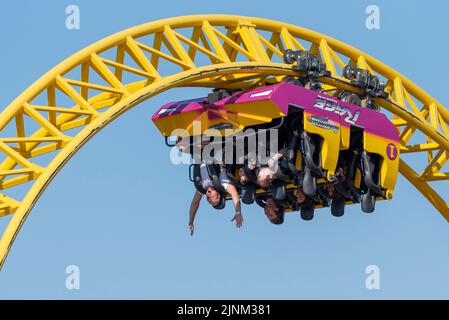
154 78 400 221
0 15 448 269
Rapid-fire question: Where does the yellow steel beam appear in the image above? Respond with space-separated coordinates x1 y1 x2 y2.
55 76 98 115
89 53 130 95
320 39 337 77
125 37 161 79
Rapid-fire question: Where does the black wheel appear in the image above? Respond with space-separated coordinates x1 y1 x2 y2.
300 204 315 221
283 49 296 64
340 92 361 106
361 190 376 213
343 65 356 80
241 183 255 205
331 197 346 217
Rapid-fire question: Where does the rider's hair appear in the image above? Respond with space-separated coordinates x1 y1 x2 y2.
270 206 285 225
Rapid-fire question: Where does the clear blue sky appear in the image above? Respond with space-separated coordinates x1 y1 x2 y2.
0 0 448 299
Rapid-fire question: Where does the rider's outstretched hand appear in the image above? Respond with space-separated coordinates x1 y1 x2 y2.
231 213 243 228
188 223 194 236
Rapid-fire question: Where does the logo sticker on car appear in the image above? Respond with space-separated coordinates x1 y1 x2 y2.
313 97 361 125
308 115 339 133
386 143 398 160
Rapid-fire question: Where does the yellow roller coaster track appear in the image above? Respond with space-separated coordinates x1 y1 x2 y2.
0 14 447 269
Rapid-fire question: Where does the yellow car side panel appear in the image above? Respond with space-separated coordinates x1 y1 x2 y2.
364 132 400 197
355 168 362 189
340 125 351 150
153 100 285 136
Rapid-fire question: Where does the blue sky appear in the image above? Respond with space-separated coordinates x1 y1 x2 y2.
0 0 448 299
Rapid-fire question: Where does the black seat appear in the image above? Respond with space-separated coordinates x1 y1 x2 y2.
285 132 302 182
361 151 382 195
271 179 287 200
240 161 258 204
191 164 206 195
241 182 256 204
300 131 323 196
270 130 302 200
223 164 257 205
359 151 383 214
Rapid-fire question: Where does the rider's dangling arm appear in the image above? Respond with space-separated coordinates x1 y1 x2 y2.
226 184 243 228
188 191 203 235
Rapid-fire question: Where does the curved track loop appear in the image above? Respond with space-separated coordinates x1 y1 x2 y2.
0 15 447 268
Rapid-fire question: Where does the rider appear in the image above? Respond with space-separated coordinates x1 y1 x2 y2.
259 186 308 224
263 197 285 225
294 188 307 205
256 148 288 188
188 163 243 235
